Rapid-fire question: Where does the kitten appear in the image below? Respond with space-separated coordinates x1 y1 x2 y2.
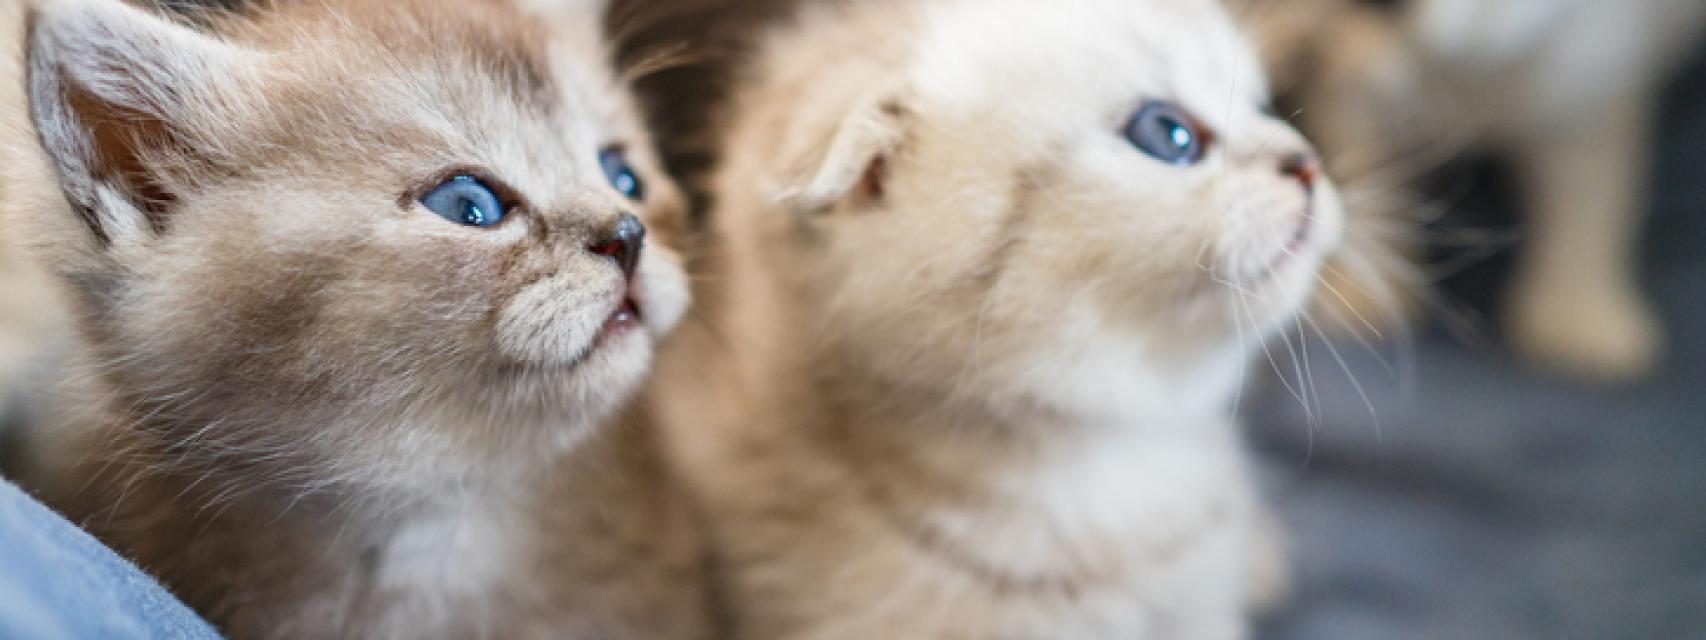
652 0 1341 637
3 0 706 637
1250 0 1706 380
601 0 803 212
0 227 62 469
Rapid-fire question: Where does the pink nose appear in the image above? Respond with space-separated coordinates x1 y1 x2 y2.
1280 153 1319 192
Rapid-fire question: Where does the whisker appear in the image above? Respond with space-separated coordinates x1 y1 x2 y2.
1300 312 1382 440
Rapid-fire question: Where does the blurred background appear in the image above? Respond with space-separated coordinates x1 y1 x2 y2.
0 0 1701 637
1248 32 1706 640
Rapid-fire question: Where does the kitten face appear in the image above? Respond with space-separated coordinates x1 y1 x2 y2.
26 0 688 480
755 0 1341 414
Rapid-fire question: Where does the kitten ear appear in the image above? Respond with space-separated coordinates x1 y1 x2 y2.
26 0 258 246
774 96 911 215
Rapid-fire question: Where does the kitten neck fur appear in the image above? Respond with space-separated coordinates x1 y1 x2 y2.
6 0 706 637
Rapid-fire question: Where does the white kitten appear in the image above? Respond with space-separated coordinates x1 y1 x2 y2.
654 0 1342 637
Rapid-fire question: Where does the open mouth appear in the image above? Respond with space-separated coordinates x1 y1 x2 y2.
1287 212 1313 255
527 297 642 374
1252 212 1316 281
495 280 651 376
600 295 642 336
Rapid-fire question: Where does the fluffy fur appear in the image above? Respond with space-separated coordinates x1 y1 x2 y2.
1248 0 1706 380
2 0 707 637
653 0 1342 637
0 233 63 474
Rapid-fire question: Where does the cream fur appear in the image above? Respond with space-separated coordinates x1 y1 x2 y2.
654 0 1343 637
2 0 707 637
0 190 62 454
0 0 64 459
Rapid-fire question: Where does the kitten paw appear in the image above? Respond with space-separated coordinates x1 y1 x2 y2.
1506 282 1662 382
1243 512 1292 616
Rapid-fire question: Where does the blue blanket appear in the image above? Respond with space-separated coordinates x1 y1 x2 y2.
0 479 220 640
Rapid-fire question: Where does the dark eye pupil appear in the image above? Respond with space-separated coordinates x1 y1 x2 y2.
613 171 638 197
1164 119 1192 150
1124 101 1207 166
461 200 487 226
421 174 505 228
600 148 645 201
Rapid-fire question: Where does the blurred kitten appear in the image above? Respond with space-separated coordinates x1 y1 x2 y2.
0 226 63 471
1246 0 1706 380
602 0 802 211
3 0 705 637
653 0 1340 637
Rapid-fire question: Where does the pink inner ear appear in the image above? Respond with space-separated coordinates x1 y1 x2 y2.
852 155 888 207
63 82 180 225
68 85 179 204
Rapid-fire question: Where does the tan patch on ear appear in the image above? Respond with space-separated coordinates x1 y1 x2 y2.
778 93 912 215
851 155 887 206
847 100 912 207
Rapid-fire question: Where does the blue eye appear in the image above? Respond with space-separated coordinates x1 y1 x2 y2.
422 175 506 227
1124 101 1208 166
599 148 644 200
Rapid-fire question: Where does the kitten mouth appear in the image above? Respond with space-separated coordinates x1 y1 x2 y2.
497 275 655 374
600 295 642 336
1286 213 1313 255
1259 211 1315 278
528 296 640 374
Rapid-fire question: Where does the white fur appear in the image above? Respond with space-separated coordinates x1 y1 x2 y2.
660 0 1343 637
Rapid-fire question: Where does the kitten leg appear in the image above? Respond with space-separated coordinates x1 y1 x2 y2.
1506 98 1662 381
1241 506 1291 616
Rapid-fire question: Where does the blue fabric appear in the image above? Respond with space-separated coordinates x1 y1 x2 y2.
0 479 221 640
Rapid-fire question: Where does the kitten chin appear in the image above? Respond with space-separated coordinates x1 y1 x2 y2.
654 0 1340 637
3 0 707 637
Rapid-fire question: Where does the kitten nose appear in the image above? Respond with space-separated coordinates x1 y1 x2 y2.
590 213 645 280
1280 153 1319 192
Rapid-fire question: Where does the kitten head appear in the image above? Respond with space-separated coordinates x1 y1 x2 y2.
23 0 688 485
728 0 1342 418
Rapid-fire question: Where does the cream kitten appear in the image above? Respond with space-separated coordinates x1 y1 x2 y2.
1255 0 1706 380
4 0 706 637
653 0 1342 637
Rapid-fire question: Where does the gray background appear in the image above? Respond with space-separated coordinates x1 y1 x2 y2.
1253 47 1706 640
